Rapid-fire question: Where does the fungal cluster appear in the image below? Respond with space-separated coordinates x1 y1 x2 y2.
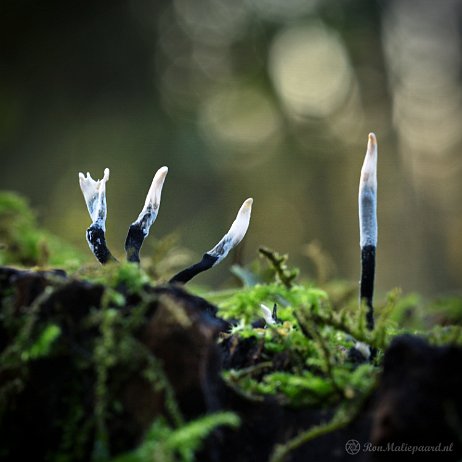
78 166 253 284
79 133 378 329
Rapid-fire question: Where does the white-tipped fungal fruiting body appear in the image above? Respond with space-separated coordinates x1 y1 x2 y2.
125 166 169 262
169 198 254 284
260 304 276 326
78 167 253 274
359 133 378 248
208 198 253 265
358 132 378 331
354 341 371 360
133 166 168 236
78 168 110 230
78 168 115 264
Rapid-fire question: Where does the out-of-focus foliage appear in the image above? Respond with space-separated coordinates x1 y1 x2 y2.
0 192 87 269
112 413 240 462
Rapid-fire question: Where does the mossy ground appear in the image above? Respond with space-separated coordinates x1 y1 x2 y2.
1 192 461 462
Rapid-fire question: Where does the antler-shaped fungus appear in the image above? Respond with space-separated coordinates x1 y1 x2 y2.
78 168 253 284
79 168 115 264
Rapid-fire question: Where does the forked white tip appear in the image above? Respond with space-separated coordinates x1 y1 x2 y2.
78 168 110 227
260 304 276 326
360 133 377 191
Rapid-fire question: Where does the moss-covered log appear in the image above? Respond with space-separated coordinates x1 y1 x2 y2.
0 266 226 461
1 266 462 462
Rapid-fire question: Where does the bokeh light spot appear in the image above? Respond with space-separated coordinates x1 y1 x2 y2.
199 84 281 153
269 23 353 118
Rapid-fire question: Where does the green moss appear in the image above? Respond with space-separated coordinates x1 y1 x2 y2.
104 263 151 294
78 262 152 297
213 278 380 408
93 307 118 461
21 323 61 360
212 260 459 413
112 412 240 462
0 192 87 269
210 282 327 324
227 370 337 406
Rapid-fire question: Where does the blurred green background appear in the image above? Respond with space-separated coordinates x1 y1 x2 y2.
1 0 462 296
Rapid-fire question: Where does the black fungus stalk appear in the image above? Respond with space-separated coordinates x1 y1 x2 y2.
169 253 218 284
170 198 253 284
79 168 116 264
124 166 168 263
86 224 116 264
359 133 378 330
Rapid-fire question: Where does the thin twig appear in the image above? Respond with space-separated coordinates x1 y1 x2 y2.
259 247 298 289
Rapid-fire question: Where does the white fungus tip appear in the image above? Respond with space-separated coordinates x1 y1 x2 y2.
207 198 253 262
228 198 253 244
78 169 110 226
368 132 377 147
360 132 378 190
132 166 169 234
260 304 276 326
145 166 169 209
354 341 371 360
359 133 378 247
242 197 253 208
